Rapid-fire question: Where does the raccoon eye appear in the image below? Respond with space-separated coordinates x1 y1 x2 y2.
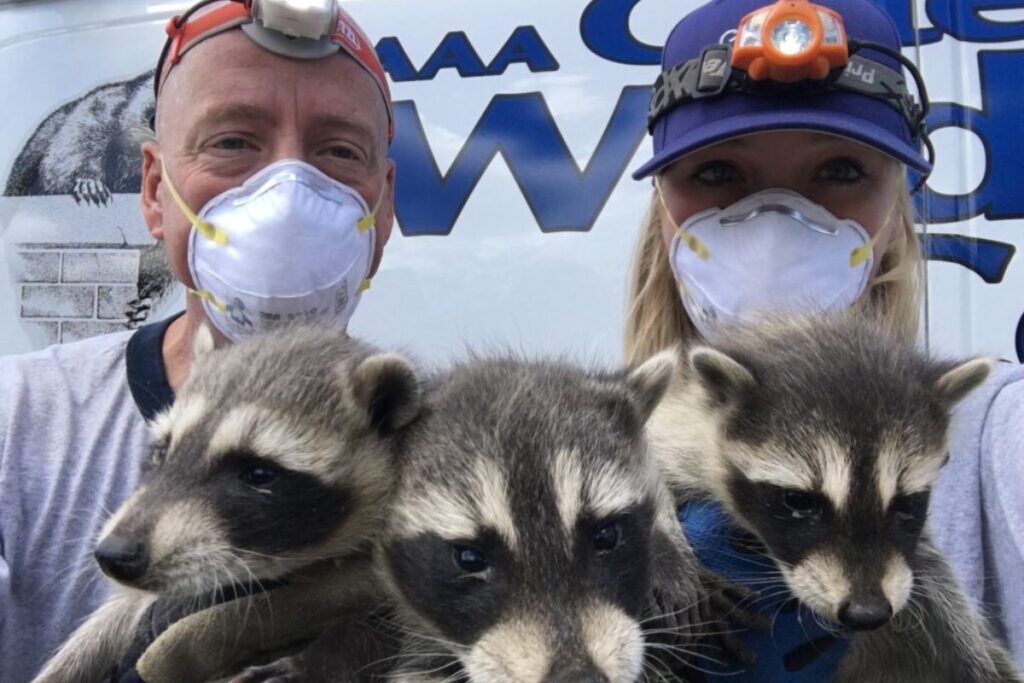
592 521 622 552
782 489 824 520
452 545 489 574
240 465 279 489
891 492 928 524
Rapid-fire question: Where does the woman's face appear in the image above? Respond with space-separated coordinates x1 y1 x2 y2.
657 131 904 267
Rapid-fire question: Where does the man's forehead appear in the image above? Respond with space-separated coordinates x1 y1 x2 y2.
157 30 387 139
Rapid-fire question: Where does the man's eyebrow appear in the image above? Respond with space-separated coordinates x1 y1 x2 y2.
193 103 277 129
307 113 377 141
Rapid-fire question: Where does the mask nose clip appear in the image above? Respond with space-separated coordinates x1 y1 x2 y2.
720 203 839 235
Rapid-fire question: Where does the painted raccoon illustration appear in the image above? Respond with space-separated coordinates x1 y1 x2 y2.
374 353 723 683
33 325 423 683
648 314 1022 682
5 70 154 205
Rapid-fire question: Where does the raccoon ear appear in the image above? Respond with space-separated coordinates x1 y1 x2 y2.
934 357 992 408
191 323 216 360
352 353 423 433
688 347 756 406
626 348 679 423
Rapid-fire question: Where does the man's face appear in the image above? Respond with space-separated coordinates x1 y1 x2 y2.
140 30 395 289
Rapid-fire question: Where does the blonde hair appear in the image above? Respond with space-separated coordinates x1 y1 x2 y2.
623 174 923 364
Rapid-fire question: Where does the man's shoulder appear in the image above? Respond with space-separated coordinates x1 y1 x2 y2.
0 330 136 411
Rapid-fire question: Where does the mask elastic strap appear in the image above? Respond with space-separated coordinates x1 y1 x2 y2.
654 177 710 260
356 185 387 234
850 231 881 268
160 158 230 246
188 287 227 313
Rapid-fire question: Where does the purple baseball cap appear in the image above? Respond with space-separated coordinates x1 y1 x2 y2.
633 0 931 179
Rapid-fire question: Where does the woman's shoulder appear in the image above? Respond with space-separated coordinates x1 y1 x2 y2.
951 360 1024 449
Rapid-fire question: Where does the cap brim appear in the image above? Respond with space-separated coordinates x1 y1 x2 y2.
632 108 932 179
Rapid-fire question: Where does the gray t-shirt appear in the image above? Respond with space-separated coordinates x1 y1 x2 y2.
0 319 175 683
932 360 1024 664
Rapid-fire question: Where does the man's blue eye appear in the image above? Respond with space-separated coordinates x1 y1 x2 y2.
213 138 248 151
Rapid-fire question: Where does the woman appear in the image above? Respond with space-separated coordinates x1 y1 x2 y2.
625 0 1024 675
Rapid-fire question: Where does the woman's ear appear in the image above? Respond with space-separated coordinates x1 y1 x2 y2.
140 141 165 241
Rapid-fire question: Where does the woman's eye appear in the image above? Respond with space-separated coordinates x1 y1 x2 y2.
692 161 741 185
781 489 824 520
452 545 489 574
240 465 279 489
819 158 866 183
592 521 622 553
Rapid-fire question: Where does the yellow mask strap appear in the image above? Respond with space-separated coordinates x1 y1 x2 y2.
160 158 229 246
357 185 387 234
357 279 371 293
654 177 710 261
850 230 881 268
188 287 227 313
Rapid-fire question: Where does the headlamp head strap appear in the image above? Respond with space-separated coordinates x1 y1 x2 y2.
647 43 926 142
152 0 393 142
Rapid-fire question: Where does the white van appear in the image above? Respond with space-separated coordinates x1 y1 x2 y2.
0 0 1020 362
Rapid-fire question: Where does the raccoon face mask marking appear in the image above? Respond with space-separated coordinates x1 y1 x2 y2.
383 354 679 683
94 327 422 597
675 317 992 631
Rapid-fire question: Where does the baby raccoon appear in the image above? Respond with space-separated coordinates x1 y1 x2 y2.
376 353 722 683
648 314 1021 682
34 326 422 683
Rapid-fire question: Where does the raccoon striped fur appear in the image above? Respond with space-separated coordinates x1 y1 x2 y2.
375 352 729 683
34 325 423 683
647 314 1022 682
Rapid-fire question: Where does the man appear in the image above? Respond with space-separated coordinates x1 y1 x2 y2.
0 2 396 679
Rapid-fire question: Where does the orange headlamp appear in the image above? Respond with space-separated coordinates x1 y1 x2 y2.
731 0 849 82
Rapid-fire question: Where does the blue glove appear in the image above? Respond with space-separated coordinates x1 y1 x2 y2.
678 500 850 682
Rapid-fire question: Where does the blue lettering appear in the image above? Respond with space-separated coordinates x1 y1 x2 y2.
926 0 1024 42
418 32 488 79
919 50 1024 223
375 37 419 82
876 0 943 44
919 234 1016 283
580 0 661 65
487 26 560 75
1017 313 1024 362
391 87 651 234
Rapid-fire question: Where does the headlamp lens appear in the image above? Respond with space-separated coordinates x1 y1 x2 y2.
771 19 814 55
739 10 768 47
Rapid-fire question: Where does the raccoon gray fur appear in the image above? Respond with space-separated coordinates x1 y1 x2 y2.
647 314 1022 683
33 325 423 683
375 352 726 683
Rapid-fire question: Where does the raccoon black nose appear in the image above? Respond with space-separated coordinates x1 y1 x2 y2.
838 597 893 630
94 534 148 583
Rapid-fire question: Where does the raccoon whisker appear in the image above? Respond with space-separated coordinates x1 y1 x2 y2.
646 641 741 675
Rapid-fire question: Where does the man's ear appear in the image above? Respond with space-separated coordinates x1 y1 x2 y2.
140 141 165 241
367 161 396 278
351 352 422 433
687 346 756 407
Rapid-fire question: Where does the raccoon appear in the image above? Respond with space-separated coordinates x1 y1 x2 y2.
647 314 1022 682
373 352 729 683
34 325 423 683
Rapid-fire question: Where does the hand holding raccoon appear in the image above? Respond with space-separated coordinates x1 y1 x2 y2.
648 315 1022 682
33 326 423 683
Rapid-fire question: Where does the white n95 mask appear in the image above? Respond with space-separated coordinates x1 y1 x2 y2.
662 188 878 338
163 158 379 342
